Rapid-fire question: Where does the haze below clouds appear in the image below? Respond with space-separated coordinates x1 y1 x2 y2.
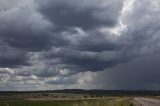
0 0 160 91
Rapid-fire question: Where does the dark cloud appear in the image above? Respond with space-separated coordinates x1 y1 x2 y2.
36 0 123 30
93 54 160 90
0 6 54 52
0 42 30 68
0 0 124 70
76 33 120 52
43 47 119 72
0 0 160 90
0 28 53 52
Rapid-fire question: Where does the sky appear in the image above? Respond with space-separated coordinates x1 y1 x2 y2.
0 0 160 91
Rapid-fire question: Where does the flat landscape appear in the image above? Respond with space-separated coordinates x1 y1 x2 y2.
0 97 132 106
1 90 160 106
0 90 134 106
0 0 160 106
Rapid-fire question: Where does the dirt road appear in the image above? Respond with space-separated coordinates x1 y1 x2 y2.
134 97 160 106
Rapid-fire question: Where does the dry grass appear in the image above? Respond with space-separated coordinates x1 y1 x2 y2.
0 97 133 106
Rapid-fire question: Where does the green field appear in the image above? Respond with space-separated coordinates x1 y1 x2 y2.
0 98 133 106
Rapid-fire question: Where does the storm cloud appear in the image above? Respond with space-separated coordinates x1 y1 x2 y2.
0 0 160 90
36 0 123 30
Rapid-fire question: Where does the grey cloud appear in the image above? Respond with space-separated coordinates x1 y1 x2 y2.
37 0 160 89
14 70 32 77
0 28 53 52
0 42 30 68
76 33 120 52
0 0 160 90
0 0 54 68
40 0 160 74
43 47 120 72
46 71 94 85
93 54 160 90
0 0 20 11
119 0 160 57
36 0 123 30
0 2 53 52
0 0 124 70
33 66 71 78
47 77 77 85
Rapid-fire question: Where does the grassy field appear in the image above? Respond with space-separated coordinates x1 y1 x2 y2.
0 98 133 106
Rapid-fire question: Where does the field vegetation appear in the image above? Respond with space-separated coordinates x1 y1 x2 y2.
0 97 133 106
